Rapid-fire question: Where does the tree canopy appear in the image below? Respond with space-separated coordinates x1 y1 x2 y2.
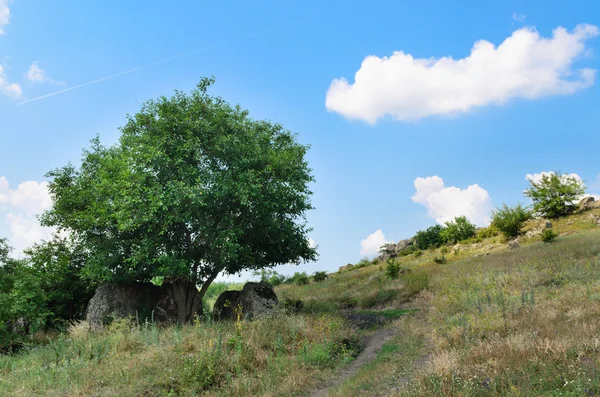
41 78 317 322
524 172 585 219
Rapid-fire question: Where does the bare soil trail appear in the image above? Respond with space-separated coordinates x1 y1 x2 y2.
310 326 398 397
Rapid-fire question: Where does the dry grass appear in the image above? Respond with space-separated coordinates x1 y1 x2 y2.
0 313 358 396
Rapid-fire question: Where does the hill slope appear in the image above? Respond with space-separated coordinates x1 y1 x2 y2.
2 208 600 396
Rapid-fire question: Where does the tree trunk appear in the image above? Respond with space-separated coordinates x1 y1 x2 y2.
171 279 202 323
170 271 220 323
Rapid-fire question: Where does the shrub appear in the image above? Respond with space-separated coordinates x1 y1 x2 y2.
398 245 417 256
312 271 328 282
253 269 287 287
433 255 446 264
440 216 477 244
386 259 401 279
541 229 558 243
414 225 445 250
477 225 500 239
525 171 586 218
289 272 309 285
492 203 532 238
414 250 423 257
281 297 304 313
355 258 372 269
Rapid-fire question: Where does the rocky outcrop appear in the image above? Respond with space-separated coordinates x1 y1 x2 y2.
213 282 278 321
579 196 596 211
508 239 520 250
378 239 415 262
85 282 179 328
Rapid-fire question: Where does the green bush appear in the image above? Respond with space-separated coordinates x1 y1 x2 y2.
440 216 477 244
398 245 417 257
414 225 445 250
414 250 423 257
433 255 447 264
477 225 500 239
312 271 328 282
541 229 558 243
289 272 309 285
253 269 288 287
355 258 372 269
492 203 532 238
525 172 586 218
386 259 401 279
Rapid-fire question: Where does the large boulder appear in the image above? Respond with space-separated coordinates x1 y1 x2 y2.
86 282 178 328
213 282 278 321
580 196 596 211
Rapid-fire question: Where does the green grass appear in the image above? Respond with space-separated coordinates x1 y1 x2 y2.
0 313 358 396
355 308 420 320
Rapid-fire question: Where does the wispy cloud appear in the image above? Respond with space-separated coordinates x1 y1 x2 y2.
512 12 526 23
25 62 61 84
0 0 11 35
17 24 287 105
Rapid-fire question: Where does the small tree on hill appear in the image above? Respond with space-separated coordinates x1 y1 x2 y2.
440 216 476 244
41 78 317 323
414 225 445 250
492 203 532 239
524 172 585 219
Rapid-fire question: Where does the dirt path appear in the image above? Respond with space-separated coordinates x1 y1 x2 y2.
310 327 398 397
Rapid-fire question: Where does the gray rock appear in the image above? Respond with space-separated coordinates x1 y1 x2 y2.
508 239 520 250
579 196 596 211
452 244 462 253
395 239 414 253
542 220 552 229
213 282 278 321
86 282 179 328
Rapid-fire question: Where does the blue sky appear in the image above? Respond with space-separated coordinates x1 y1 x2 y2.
1 0 600 280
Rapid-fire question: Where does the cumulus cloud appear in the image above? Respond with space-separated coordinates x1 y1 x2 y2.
359 229 390 257
412 176 492 226
0 176 55 254
0 0 11 35
0 64 22 98
326 24 599 123
525 171 584 185
25 61 60 84
308 238 317 249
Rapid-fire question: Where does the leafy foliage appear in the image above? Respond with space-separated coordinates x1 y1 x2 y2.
386 259 401 279
440 216 477 244
524 172 586 218
492 203 532 238
477 224 500 239
253 269 288 287
433 255 447 264
414 225 445 250
312 271 328 282
289 272 310 286
541 229 558 243
41 78 317 322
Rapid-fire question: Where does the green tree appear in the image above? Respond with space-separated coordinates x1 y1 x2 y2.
491 203 532 238
0 239 48 346
440 216 476 244
414 225 445 250
24 236 96 327
41 78 317 323
524 172 586 218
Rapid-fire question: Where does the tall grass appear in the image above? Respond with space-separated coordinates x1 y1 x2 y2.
0 313 358 396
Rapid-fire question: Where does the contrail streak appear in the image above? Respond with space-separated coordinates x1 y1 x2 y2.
17 24 287 105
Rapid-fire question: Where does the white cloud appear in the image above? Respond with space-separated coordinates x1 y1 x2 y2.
359 229 390 257
512 12 526 22
0 64 22 98
525 171 584 185
412 176 492 226
308 238 317 249
0 176 55 254
326 24 599 123
0 0 11 35
26 62 47 83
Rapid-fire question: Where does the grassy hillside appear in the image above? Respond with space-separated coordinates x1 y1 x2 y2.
2 209 600 396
